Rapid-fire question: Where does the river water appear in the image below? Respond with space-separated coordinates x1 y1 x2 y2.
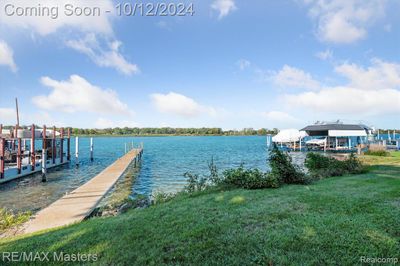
0 136 273 212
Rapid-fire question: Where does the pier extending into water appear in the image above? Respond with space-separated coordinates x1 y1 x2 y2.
23 147 143 234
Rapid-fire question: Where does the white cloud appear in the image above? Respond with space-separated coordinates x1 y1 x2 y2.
94 118 139 129
315 49 333 61
285 87 400 115
283 59 400 115
303 0 386 43
272 65 321 90
237 59 251 70
334 59 400 91
150 92 217 118
66 34 139 76
32 75 133 115
0 0 114 36
0 108 16 123
262 111 300 122
211 0 237 19
0 40 17 72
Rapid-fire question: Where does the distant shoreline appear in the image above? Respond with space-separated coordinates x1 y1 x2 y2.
73 134 269 138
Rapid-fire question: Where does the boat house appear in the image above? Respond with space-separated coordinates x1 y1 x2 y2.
300 122 373 151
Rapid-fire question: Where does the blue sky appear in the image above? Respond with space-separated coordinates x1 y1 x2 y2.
0 0 399 129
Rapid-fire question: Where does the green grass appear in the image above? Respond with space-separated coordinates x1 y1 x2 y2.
0 153 399 265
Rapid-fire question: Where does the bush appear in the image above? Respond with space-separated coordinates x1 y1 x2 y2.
305 152 367 178
0 208 31 233
152 192 176 205
184 172 208 193
222 167 279 189
269 146 309 185
364 150 391 157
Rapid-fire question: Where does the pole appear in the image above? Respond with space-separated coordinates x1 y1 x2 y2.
125 143 127 154
17 138 21 174
15 98 20 127
60 128 64 163
42 148 47 182
52 126 56 164
67 128 71 161
31 124 35 171
0 138 5 179
90 137 94 161
75 137 79 166
299 137 302 151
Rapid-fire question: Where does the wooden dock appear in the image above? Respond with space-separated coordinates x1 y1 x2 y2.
23 148 143 234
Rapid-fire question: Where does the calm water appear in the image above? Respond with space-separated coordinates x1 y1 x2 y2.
0 136 271 212
1 134 395 213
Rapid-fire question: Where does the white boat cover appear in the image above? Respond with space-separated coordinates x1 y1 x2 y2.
272 129 308 143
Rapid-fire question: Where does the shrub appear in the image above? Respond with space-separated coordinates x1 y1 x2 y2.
305 152 367 178
364 150 391 157
184 172 208 193
269 146 309 185
222 167 279 189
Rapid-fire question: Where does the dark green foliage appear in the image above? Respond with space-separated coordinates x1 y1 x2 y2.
269 146 309 185
305 152 367 178
221 167 280 189
364 150 391 157
184 172 208 193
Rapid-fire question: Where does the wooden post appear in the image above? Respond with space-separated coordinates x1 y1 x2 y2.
60 128 64 163
75 137 79 166
0 138 5 179
52 126 56 164
17 138 22 174
67 128 71 161
31 124 35 171
0 124 2 136
90 137 94 161
125 143 127 154
42 148 47 182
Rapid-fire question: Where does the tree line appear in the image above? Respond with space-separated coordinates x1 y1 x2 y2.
70 127 280 136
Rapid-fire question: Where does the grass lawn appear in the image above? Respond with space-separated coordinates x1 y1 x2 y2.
0 153 399 265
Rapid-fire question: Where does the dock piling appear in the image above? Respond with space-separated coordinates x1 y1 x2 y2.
75 137 79 166
90 137 94 161
42 149 47 182
31 124 36 171
0 138 5 179
17 138 22 174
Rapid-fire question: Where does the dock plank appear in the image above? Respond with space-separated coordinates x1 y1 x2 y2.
23 148 142 234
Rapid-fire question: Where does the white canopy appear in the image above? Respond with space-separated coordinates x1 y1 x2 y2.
272 129 307 143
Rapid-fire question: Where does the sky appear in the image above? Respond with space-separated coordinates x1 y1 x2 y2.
0 0 399 130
